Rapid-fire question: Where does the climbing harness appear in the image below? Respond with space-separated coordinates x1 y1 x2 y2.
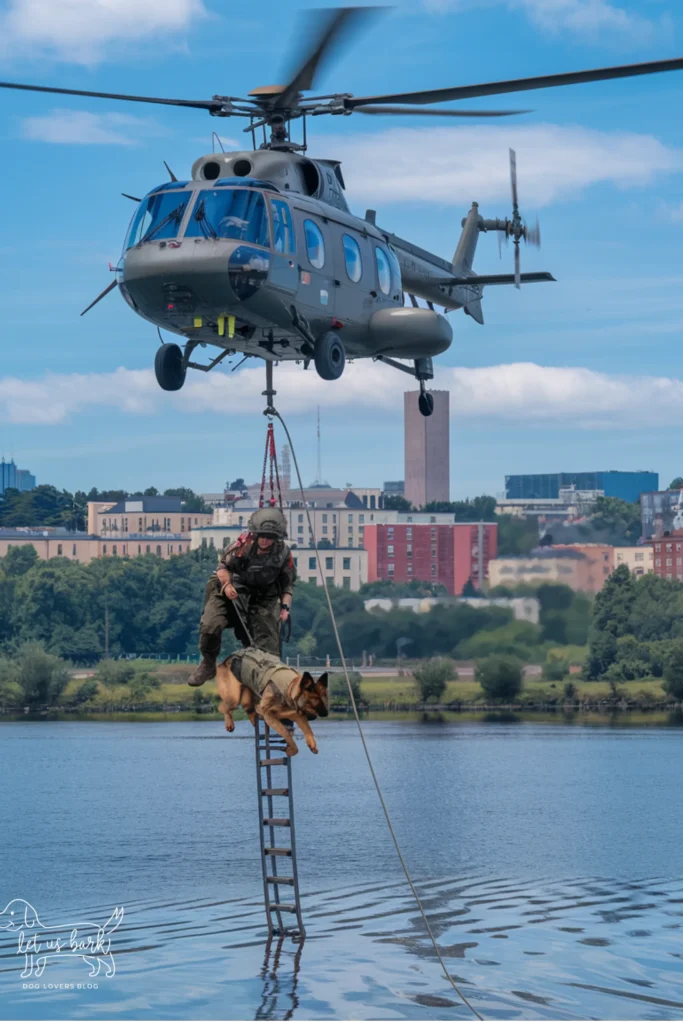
259 363 484 1021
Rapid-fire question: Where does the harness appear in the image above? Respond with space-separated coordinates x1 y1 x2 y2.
231 647 299 708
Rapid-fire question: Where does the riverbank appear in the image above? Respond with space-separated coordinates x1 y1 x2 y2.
1 670 679 720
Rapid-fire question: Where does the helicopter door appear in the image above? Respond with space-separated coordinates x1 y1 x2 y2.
268 198 298 294
294 213 335 319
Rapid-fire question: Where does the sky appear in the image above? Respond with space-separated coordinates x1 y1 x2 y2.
0 0 683 498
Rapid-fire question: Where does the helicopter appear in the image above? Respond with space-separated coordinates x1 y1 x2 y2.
3 8 683 417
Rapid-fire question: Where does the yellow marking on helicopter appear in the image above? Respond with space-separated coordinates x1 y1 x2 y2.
193 316 203 328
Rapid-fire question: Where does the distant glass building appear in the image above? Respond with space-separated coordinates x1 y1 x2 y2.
0 459 36 496
505 471 658 504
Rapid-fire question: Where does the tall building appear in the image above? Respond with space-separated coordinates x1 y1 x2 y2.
0 458 36 495
404 390 450 509
364 521 497 595
505 470 657 503
641 489 683 540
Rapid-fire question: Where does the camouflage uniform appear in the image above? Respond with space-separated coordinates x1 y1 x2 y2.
198 536 296 660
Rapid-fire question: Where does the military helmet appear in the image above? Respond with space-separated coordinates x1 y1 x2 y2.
248 507 288 539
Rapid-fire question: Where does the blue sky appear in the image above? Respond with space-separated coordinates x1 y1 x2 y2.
0 0 682 497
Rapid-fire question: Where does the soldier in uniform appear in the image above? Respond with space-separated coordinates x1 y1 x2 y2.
188 507 296 687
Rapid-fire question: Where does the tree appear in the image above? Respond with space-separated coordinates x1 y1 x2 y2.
97 660 135 689
228 478 246 491
669 478 683 490
328 670 363 705
461 578 478 597
383 495 413 512
163 487 211 513
496 514 539 556
71 680 99 706
143 487 159 497
543 653 569 681
476 656 523 702
317 537 334 549
459 620 541 661
589 496 642 545
16 644 69 707
412 658 456 703
423 496 497 520
663 640 683 700
586 564 636 678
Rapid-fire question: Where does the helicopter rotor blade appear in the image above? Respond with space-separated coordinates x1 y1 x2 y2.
526 218 541 247
344 54 683 109
80 279 117 317
0 80 233 111
275 6 382 110
353 104 531 118
510 148 519 210
514 243 521 289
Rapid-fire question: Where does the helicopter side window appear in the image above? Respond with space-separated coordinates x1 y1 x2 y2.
375 246 391 295
271 199 295 254
185 188 270 246
387 245 402 292
304 219 325 270
126 191 189 248
342 234 362 283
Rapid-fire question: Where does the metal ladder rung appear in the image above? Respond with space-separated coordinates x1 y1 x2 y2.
260 757 288 766
263 817 291 826
262 788 289 796
264 847 292 857
269 903 297 913
266 875 294 885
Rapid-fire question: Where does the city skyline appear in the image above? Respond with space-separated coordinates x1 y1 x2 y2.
1 1 683 493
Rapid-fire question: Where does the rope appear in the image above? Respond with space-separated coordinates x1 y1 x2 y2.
270 408 484 1022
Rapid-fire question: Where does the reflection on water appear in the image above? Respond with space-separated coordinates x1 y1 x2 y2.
1 874 682 1020
1 719 683 1019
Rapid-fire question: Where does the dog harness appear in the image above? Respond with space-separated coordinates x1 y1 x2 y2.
231 647 299 708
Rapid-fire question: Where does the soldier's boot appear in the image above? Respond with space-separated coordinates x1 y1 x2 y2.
187 637 220 687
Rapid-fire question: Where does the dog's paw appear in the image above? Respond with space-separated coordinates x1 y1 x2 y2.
306 741 319 755
285 744 298 757
224 721 235 732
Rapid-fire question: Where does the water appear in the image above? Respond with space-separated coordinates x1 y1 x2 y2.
1 719 682 1019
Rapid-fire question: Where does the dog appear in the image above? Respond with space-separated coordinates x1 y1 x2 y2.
215 647 328 756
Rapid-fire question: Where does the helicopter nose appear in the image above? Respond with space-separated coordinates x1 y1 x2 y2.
122 241 270 321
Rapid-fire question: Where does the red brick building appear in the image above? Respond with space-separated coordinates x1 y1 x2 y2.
651 530 683 581
363 522 497 595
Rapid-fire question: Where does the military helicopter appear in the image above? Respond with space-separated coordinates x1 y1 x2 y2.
3 8 683 417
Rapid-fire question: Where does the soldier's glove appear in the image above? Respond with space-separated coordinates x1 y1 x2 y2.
281 611 292 644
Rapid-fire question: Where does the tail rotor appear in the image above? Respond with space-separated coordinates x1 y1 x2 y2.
505 148 541 288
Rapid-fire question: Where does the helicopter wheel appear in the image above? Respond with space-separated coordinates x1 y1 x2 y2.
313 332 345 381
154 343 186 392
418 391 434 417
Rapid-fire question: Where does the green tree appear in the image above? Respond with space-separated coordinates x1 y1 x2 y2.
16 644 69 707
496 514 539 556
412 657 456 703
328 670 363 705
382 495 413 512
71 680 99 706
543 653 570 681
163 487 211 513
668 478 683 490
461 578 478 597
589 496 642 545
459 620 541 660
586 564 636 678
476 655 523 702
228 478 246 491
663 640 683 700
97 659 135 689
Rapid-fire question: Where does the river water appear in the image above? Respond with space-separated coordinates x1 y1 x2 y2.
1 718 682 1020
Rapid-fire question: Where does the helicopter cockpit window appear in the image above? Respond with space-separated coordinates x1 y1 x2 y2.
185 188 270 246
304 219 325 269
271 199 295 254
387 245 402 291
375 246 391 295
342 234 362 283
126 191 189 248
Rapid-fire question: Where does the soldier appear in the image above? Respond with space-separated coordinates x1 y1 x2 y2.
188 507 296 687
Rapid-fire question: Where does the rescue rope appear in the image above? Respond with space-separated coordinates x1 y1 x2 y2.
270 407 485 1022
259 421 283 509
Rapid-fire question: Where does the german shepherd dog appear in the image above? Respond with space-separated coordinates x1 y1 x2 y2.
216 654 329 756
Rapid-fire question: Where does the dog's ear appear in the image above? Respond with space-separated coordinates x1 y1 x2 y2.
316 672 328 689
289 671 314 702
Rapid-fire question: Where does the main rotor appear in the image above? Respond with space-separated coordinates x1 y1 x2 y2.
2 6 683 154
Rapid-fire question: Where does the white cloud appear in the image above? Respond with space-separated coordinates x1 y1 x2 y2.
21 109 153 145
325 123 682 207
0 0 206 64
427 0 666 44
3 360 683 429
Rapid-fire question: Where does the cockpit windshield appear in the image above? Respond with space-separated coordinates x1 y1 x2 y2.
185 188 270 246
126 190 189 249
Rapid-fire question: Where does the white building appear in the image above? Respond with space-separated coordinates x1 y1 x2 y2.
190 525 367 590
364 595 540 623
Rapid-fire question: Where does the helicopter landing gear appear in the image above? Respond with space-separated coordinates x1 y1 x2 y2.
374 354 435 415
154 342 186 391
314 331 345 381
